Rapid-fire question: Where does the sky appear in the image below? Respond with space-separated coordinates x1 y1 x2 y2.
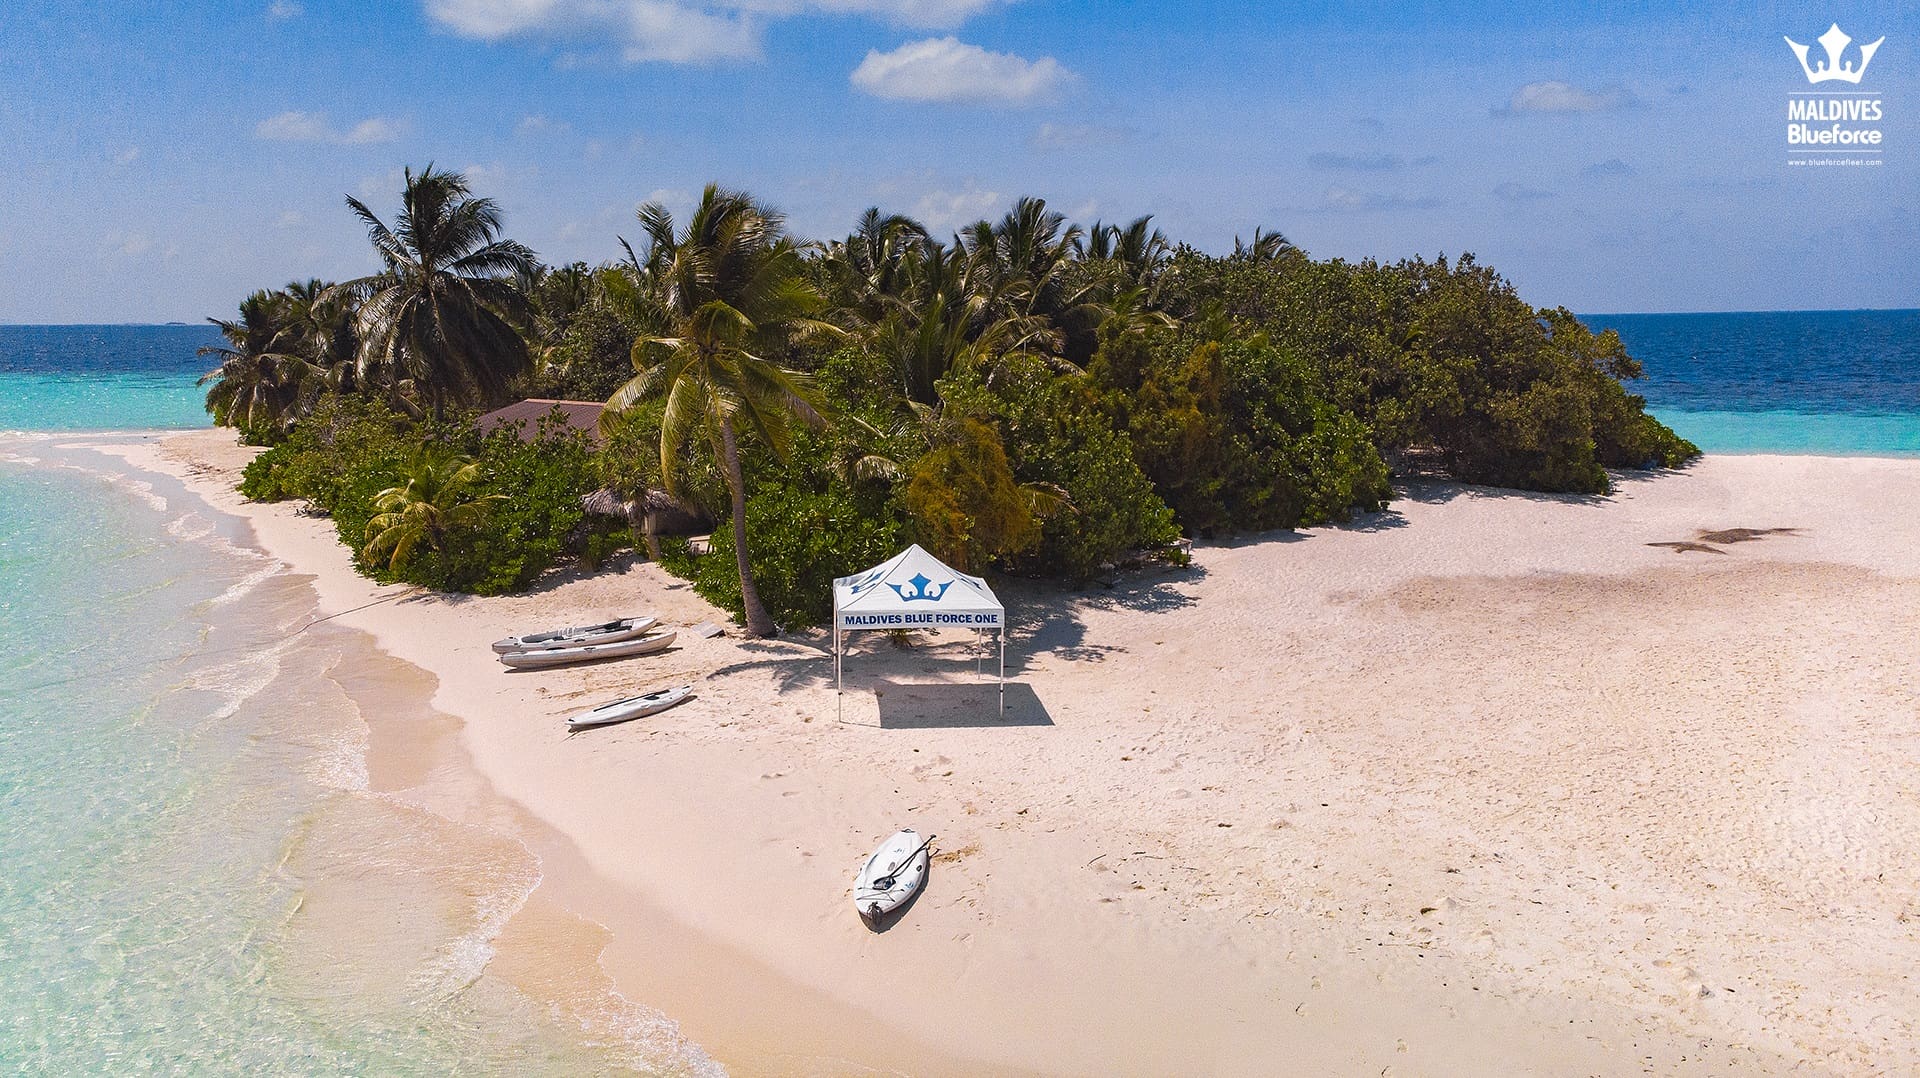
1 0 1914 322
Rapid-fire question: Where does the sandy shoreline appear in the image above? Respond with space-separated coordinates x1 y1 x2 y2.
102 430 1920 1074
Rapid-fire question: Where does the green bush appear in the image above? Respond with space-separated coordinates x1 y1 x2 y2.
1166 250 1699 493
527 305 643 401
1093 328 1389 536
239 395 597 594
942 357 1179 579
677 480 906 628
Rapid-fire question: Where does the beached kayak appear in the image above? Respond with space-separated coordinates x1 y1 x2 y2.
491 616 657 654
566 685 694 730
854 829 932 922
497 629 676 669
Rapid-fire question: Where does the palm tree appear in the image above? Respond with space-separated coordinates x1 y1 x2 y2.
332 166 540 419
362 448 503 572
606 184 840 637
198 290 315 433
277 278 360 393
1231 227 1295 262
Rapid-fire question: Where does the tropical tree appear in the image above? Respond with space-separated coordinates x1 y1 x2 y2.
276 278 360 392
362 448 503 571
332 166 540 419
843 401 1067 571
606 184 840 637
198 290 316 435
1231 227 1295 262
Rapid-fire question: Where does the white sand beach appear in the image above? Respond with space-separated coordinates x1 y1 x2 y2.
118 431 1920 1075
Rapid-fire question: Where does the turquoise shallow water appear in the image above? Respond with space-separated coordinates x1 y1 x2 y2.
0 325 214 431
0 441 687 1074
0 329 711 1072
1645 409 1920 457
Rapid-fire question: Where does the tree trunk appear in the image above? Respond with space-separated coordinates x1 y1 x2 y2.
639 511 661 562
719 417 777 637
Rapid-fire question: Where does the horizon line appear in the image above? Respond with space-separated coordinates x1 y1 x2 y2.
7 307 1919 328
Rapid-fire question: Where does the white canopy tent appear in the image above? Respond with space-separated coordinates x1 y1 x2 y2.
832 544 1007 718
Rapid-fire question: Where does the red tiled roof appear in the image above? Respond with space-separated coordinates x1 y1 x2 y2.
474 398 605 444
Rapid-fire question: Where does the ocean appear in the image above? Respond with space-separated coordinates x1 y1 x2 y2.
1588 309 1920 456
0 328 708 1075
0 311 1913 1071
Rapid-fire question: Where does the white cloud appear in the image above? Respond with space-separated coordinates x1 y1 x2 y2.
267 0 302 18
516 113 570 136
425 0 564 38
1321 187 1441 213
113 147 142 166
1308 151 1439 171
256 111 403 144
463 162 511 190
851 37 1071 105
342 117 402 144
620 2 760 62
275 210 305 228
1027 122 1132 152
423 0 1007 64
426 0 759 63
911 180 1001 232
103 230 155 258
735 0 1003 28
1499 80 1637 114
357 166 408 201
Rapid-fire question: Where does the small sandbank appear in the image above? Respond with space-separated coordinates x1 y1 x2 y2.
127 430 1920 1074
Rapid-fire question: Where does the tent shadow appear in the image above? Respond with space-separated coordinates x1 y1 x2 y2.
869 679 1052 729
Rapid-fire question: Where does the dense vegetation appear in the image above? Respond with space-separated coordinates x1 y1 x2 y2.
210 168 1697 632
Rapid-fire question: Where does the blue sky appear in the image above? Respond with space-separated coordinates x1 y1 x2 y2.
2 1 1913 322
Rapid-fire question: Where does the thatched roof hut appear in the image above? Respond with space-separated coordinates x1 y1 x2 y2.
581 487 710 537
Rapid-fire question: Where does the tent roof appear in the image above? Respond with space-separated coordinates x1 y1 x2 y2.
834 544 1003 627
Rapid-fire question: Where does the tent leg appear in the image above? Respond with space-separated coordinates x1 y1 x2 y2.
998 626 1005 715
834 617 842 723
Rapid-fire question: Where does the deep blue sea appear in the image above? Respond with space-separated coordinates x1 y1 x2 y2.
1587 309 1920 456
0 324 218 431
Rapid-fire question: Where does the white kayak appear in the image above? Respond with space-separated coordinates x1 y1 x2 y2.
854 829 933 922
498 630 677 669
492 616 656 654
567 685 694 730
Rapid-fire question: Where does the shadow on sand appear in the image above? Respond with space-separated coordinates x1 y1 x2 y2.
855 678 1054 730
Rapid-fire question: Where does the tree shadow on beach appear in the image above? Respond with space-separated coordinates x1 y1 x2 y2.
996 560 1207 672
1393 465 1682 509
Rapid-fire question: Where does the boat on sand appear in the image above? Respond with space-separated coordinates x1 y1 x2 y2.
498 629 676 669
491 616 656 654
567 684 694 730
854 829 933 922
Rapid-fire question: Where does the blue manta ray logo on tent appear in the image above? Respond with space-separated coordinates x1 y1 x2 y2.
888 573 953 602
